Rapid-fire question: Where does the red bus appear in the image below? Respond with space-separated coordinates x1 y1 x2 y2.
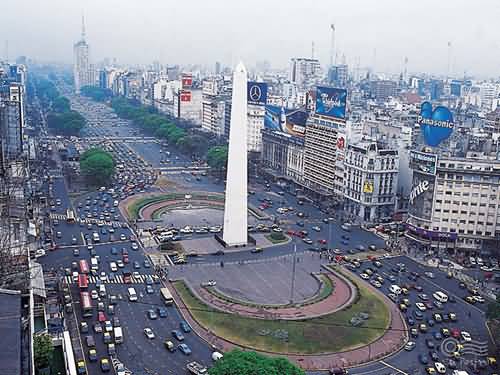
79 259 89 274
78 274 88 289
80 291 93 317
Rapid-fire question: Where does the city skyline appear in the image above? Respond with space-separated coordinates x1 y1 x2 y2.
2 0 500 78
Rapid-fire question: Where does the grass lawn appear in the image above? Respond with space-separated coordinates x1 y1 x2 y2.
265 233 289 244
173 273 390 354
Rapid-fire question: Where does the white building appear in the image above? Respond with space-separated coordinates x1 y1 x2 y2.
247 104 265 152
480 83 499 111
73 17 92 93
289 58 322 89
201 79 228 137
343 140 399 222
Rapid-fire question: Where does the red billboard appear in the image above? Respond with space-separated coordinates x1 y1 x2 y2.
181 74 193 89
180 90 191 102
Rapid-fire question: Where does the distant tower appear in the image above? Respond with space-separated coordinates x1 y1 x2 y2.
329 24 335 67
447 41 452 80
311 41 315 59
73 15 91 93
222 62 248 247
403 56 408 82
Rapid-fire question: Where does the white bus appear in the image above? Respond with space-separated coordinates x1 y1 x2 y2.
114 327 123 344
160 287 174 305
433 291 448 303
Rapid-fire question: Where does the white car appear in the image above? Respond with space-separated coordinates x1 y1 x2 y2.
100 272 108 281
104 320 113 332
110 262 117 272
120 234 126 241
35 249 46 258
360 273 370 280
117 260 124 268
434 362 446 374
180 226 193 234
133 272 141 279
312 226 321 232
473 295 485 303
201 280 217 287
415 302 427 312
461 331 472 342
131 242 139 250
91 290 99 299
144 328 155 339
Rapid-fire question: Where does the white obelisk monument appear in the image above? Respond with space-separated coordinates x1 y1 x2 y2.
222 62 248 246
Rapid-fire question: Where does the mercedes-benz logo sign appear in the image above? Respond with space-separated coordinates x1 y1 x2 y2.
249 85 262 102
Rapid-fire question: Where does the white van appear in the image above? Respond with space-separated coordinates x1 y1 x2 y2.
114 327 123 344
90 257 99 271
128 287 138 302
99 284 107 297
389 285 402 295
109 262 117 272
212 352 223 361
433 291 448 303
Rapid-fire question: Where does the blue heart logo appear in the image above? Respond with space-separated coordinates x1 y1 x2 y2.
418 101 454 147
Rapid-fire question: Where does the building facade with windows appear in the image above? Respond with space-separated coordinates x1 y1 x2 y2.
343 140 399 222
406 151 500 258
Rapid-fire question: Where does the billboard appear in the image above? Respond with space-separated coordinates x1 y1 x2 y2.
363 181 374 194
409 150 437 175
405 223 457 242
408 171 436 221
180 90 191 102
264 105 309 137
417 101 454 147
181 74 193 89
315 86 347 120
247 82 268 106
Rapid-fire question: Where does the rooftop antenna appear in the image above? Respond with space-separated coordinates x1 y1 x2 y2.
81 13 86 40
329 24 335 67
311 41 315 59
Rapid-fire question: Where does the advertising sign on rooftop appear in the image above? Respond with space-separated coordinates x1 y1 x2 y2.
409 150 437 175
417 101 454 147
264 105 309 137
247 82 268 106
315 86 347 120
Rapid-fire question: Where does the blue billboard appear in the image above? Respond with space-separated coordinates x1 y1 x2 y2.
315 86 347 120
264 105 309 137
247 82 268 106
417 101 454 147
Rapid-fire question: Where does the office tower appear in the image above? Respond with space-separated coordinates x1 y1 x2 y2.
73 16 91 93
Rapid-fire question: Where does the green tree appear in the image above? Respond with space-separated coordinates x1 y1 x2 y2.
80 86 113 102
207 146 228 170
34 334 54 370
52 96 70 112
208 350 305 375
47 110 86 136
80 148 115 185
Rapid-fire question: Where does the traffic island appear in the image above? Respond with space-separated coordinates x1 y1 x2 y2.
170 266 397 365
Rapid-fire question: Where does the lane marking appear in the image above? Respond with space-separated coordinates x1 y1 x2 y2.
379 360 409 375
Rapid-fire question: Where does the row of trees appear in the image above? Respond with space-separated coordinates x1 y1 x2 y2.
46 100 86 136
82 87 227 166
79 148 115 185
80 85 113 102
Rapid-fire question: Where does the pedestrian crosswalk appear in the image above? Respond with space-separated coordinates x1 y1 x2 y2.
64 273 159 284
49 213 125 228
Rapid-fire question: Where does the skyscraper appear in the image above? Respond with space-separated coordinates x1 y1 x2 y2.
73 16 91 93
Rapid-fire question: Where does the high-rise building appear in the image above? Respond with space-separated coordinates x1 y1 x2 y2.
370 80 397 101
0 81 24 166
201 78 229 136
73 16 92 93
289 58 321 89
328 64 348 88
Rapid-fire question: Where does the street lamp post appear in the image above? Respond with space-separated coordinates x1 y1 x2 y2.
290 243 297 304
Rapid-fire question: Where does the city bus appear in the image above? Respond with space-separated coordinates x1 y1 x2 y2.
77 274 88 289
79 259 89 274
160 287 174 306
80 291 93 317
66 208 76 223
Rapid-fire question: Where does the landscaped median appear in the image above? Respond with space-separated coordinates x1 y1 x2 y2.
172 270 390 354
123 191 269 221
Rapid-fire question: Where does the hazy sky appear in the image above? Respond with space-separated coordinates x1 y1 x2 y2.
2 0 500 77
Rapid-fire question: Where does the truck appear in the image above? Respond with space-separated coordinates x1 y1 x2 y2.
114 327 123 344
186 361 207 375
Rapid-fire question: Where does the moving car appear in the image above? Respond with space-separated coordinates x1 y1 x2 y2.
144 328 155 339
178 343 192 355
